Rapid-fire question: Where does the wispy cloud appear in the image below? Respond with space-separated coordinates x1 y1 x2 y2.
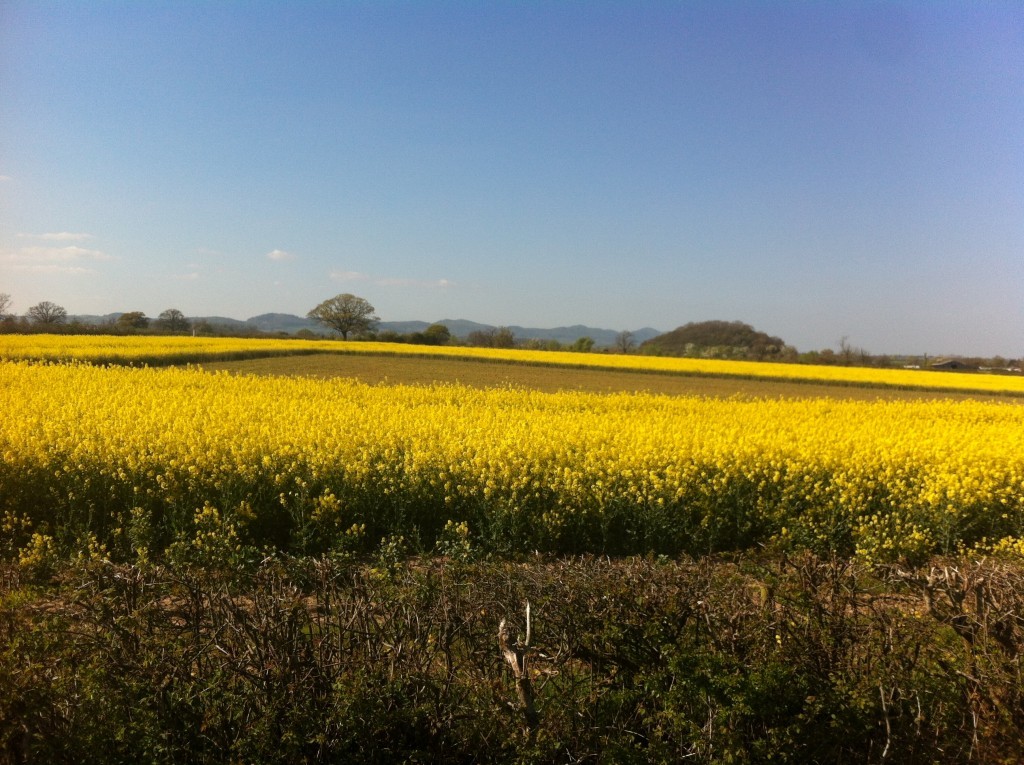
266 249 296 261
2 243 112 274
16 264 93 275
330 270 453 289
18 231 95 242
43 232 93 242
174 271 200 281
376 277 454 288
330 270 370 282
14 245 111 262
0 175 12 182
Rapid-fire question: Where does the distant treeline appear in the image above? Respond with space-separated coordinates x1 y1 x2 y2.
3 312 1017 370
640 320 791 360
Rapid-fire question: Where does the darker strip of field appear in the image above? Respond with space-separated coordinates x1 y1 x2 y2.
199 353 1022 402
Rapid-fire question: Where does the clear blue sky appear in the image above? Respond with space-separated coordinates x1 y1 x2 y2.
2 1 1021 356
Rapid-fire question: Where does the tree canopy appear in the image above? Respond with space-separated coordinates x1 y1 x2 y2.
306 294 379 340
116 311 149 330
467 326 515 348
26 301 68 325
641 320 788 360
155 309 191 333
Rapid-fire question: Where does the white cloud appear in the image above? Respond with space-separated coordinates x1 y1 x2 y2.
18 231 94 242
0 175 12 182
330 270 370 282
0 242 113 276
41 232 94 242
329 270 453 289
12 263 94 275
377 276 454 289
175 271 200 281
10 245 111 262
266 249 296 261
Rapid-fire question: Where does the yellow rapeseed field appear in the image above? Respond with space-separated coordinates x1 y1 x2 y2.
2 359 1022 566
3 333 1024 394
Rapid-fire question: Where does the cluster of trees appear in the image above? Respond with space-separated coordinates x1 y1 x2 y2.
377 323 452 346
466 326 516 348
303 294 458 348
305 294 616 354
637 322 1023 371
0 296 70 326
2 291 628 354
7 292 1014 369
0 293 195 334
640 320 793 361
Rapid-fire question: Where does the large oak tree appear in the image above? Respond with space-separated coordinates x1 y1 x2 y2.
155 308 191 332
307 293 378 339
26 301 67 325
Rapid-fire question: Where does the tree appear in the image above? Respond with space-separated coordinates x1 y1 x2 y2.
467 326 516 348
117 311 150 330
421 323 451 346
571 336 595 353
838 336 869 367
639 320 787 359
492 327 515 348
614 330 635 354
467 329 495 347
405 323 453 346
27 301 68 325
155 308 191 332
306 293 378 340
0 293 11 318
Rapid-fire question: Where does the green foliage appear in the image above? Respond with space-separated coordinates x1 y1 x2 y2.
642 320 788 360
306 293 379 340
420 323 452 345
2 554 1022 763
376 323 452 346
570 335 595 352
154 308 190 333
116 311 150 330
467 326 516 348
435 519 474 562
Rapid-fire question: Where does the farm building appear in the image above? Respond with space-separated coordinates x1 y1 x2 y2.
929 358 975 371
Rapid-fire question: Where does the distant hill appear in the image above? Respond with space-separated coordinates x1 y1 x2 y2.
359 318 659 347
505 324 661 347
246 313 321 333
67 311 661 346
192 316 249 329
641 320 789 359
66 313 122 325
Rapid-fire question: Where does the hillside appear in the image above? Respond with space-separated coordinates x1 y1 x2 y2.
65 312 661 346
641 320 789 359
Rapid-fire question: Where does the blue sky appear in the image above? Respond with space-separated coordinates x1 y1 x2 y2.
1 2 1021 356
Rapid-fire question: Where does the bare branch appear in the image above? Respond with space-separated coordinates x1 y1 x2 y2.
498 601 538 734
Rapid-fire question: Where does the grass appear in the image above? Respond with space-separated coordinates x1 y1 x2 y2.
199 353 1024 402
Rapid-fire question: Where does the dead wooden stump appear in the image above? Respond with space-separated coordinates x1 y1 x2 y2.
498 600 538 734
